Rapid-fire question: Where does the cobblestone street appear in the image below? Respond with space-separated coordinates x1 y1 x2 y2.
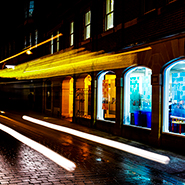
0 112 185 184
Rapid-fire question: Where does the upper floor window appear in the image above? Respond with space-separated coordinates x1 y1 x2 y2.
105 0 114 31
24 0 34 19
84 10 91 40
144 0 155 14
70 21 74 46
51 34 53 54
29 1 34 17
35 29 38 46
57 30 60 52
29 33 32 47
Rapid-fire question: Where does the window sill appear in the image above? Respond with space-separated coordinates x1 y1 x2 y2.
80 38 91 46
101 28 114 37
167 0 177 4
97 118 115 124
162 131 185 138
144 8 156 15
123 123 151 130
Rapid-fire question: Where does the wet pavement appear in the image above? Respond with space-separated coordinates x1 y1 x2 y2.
0 111 185 184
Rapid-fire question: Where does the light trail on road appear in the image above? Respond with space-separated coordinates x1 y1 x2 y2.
0 123 76 172
23 115 170 165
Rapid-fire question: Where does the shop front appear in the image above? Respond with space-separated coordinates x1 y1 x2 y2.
163 58 185 135
123 66 152 129
97 71 116 122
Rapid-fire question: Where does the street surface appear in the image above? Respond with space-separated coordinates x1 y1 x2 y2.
0 111 185 184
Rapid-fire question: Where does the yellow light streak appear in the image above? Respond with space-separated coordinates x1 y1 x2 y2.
0 33 63 64
23 115 170 165
0 123 76 172
0 46 152 80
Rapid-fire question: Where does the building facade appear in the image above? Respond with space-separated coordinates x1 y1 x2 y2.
0 0 185 153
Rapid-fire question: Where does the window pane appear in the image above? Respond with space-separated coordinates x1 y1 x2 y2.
106 0 114 14
70 34 74 46
85 25 90 39
75 75 91 119
124 67 152 128
168 63 185 134
85 11 91 26
70 22 74 34
103 74 116 120
107 13 114 30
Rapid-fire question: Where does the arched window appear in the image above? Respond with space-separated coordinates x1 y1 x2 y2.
163 59 185 134
97 71 116 122
62 77 73 119
124 67 152 128
75 74 91 119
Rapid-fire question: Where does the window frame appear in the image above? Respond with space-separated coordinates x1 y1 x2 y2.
105 0 114 31
70 21 74 46
84 10 91 40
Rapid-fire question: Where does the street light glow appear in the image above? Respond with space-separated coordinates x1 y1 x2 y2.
22 115 170 165
0 123 76 172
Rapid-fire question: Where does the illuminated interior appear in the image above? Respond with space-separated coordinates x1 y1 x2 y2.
75 75 91 119
97 71 116 121
124 67 152 128
62 77 73 118
163 60 185 134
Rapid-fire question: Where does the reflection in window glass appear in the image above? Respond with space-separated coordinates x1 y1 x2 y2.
163 61 185 134
97 72 116 122
124 67 152 128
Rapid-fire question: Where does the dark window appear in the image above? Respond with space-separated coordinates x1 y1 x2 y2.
144 0 155 13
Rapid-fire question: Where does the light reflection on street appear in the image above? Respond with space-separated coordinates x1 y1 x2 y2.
22 115 170 165
0 123 76 172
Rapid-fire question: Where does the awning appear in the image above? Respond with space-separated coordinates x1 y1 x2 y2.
0 47 151 80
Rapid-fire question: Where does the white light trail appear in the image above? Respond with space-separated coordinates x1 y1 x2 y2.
0 123 76 172
23 115 170 164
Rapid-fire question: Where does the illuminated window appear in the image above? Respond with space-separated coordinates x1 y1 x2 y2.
75 75 91 119
57 30 60 52
124 67 152 128
70 21 74 46
29 1 34 17
51 34 53 54
84 10 91 40
144 0 155 13
25 1 34 18
105 0 114 31
97 71 116 122
35 29 38 46
62 77 74 119
163 60 185 135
